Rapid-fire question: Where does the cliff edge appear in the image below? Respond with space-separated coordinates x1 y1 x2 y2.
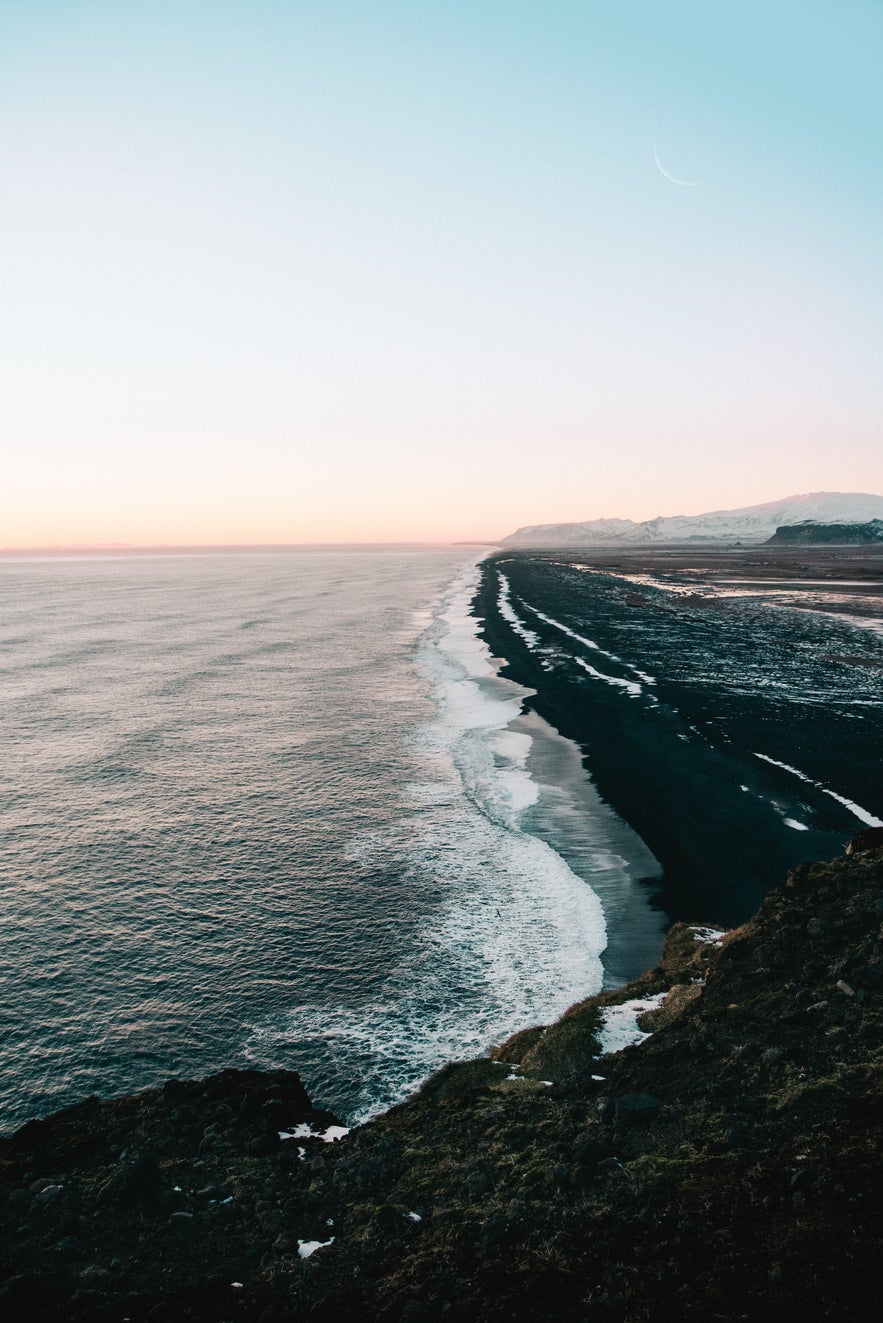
2 834 882 1321
766 520 883 545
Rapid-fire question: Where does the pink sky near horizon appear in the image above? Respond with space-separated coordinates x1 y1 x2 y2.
3 3 882 550
5 409 883 549
6 466 882 550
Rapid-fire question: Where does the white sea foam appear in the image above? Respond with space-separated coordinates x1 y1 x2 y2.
518 601 656 685
249 558 616 1124
496 572 541 648
753 752 883 827
574 656 643 698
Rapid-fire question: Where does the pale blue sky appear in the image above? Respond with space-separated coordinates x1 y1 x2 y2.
2 1 881 543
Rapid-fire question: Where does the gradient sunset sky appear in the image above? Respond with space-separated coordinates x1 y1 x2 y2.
3 1 882 546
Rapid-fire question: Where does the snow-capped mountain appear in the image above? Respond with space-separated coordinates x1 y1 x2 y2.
502 492 883 546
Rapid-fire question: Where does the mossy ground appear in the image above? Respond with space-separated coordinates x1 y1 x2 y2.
1 846 882 1321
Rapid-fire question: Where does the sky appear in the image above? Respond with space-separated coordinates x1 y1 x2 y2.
2 0 882 545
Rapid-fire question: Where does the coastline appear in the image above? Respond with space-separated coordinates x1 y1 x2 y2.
0 545 659 1138
447 554 667 992
2 834 881 1320
3 546 881 1319
472 548 883 928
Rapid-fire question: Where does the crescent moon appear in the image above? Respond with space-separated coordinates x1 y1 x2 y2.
653 142 697 187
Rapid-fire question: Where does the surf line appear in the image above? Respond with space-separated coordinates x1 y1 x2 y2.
496 571 541 648
515 598 656 687
753 752 882 828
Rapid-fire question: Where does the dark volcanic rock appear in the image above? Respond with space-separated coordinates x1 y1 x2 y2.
766 519 883 545
2 851 883 1320
846 826 883 855
100 1153 160 1205
610 1092 663 1128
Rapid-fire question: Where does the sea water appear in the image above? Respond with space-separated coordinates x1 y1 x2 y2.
0 548 660 1132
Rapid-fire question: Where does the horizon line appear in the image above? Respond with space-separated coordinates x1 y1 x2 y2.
0 539 502 557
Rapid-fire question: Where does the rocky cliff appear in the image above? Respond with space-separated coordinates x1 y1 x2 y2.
2 834 882 1321
766 520 883 545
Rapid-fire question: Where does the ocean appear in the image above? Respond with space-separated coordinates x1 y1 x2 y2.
0 548 662 1134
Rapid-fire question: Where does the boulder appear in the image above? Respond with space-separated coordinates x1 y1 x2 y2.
846 827 883 856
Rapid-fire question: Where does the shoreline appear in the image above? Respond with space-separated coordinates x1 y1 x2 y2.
472 547 883 928
2 835 881 1319
504 704 667 989
461 552 667 991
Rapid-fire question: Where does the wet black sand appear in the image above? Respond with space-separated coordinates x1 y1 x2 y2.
473 545 883 928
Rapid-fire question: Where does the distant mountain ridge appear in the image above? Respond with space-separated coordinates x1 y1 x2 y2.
503 492 883 546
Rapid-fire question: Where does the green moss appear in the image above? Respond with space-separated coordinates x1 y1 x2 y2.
493 1077 555 1097
3 845 882 1322
491 1025 546 1062
622 1153 697 1184
771 1075 849 1113
518 1003 603 1078
416 1058 503 1106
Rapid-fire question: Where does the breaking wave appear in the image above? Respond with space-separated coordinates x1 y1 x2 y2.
248 561 617 1123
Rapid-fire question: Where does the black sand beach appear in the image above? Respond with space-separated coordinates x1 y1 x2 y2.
473 545 883 928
